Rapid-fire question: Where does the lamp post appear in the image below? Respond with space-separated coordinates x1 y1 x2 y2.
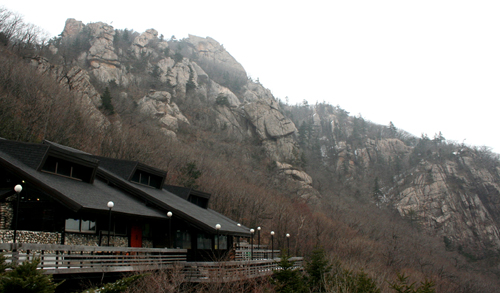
250 228 255 260
257 226 261 249
167 211 173 248
13 184 22 244
270 231 275 259
215 223 221 251
236 223 241 249
286 233 290 254
107 201 114 246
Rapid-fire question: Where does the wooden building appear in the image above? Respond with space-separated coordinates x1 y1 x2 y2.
0 138 250 261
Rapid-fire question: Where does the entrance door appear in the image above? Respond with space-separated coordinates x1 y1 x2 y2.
130 225 142 247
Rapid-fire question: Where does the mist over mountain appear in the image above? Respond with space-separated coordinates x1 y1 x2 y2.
1 11 500 291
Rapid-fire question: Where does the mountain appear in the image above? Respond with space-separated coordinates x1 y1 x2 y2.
1 14 500 291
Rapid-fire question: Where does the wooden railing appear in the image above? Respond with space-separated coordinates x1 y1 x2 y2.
0 243 187 274
0 243 303 282
183 257 304 282
235 249 281 260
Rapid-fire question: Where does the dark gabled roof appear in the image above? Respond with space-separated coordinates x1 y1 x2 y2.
0 140 49 170
131 184 250 237
91 156 166 184
164 185 191 200
0 139 250 236
93 157 139 181
42 140 90 155
0 141 166 220
98 168 250 237
41 140 99 171
164 185 211 201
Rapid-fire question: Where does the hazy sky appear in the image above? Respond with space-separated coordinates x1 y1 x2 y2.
4 1 500 152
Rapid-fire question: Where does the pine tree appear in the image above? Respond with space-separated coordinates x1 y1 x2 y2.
373 177 382 201
100 87 115 114
179 161 202 189
0 258 60 293
271 253 306 293
388 273 435 293
305 246 332 292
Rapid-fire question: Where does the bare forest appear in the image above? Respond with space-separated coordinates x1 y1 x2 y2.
1 7 500 292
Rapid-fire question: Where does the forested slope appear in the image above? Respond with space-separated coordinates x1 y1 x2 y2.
1 8 500 291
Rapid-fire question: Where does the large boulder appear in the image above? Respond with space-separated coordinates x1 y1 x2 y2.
30 56 110 130
136 90 189 136
393 159 500 256
243 101 296 139
131 29 168 58
276 162 320 203
186 35 246 78
61 18 84 37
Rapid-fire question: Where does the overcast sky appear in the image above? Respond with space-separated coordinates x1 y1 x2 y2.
4 1 500 152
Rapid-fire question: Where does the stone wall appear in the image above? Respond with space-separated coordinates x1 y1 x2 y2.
0 229 153 248
0 202 13 230
0 230 61 244
65 233 128 247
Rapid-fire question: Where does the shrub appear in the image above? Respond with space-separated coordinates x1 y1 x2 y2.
0 257 60 293
271 253 306 293
388 273 435 293
100 87 115 114
305 246 332 291
215 94 230 107
80 274 144 293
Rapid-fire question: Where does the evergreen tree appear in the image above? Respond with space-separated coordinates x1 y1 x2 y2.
271 253 306 293
373 177 382 201
341 268 380 293
389 121 397 137
179 161 202 189
388 273 435 293
100 87 115 114
0 258 60 293
305 246 332 292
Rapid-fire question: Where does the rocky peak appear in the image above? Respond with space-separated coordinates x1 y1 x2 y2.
29 56 109 131
136 90 189 139
276 162 320 203
61 18 84 37
52 19 316 205
394 157 500 255
186 35 246 78
86 22 119 66
132 29 168 58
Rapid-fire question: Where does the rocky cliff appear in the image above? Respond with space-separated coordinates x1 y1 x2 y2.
37 18 500 258
46 19 313 201
299 104 500 257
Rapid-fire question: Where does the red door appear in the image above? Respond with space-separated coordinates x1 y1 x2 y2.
130 225 142 247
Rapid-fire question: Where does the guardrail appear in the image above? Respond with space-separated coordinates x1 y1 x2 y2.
183 257 304 283
0 243 303 282
235 249 281 260
0 243 187 274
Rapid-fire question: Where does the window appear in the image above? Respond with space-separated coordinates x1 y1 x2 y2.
174 230 191 249
197 233 212 249
81 220 96 232
131 170 162 188
42 156 93 182
188 195 209 209
65 218 96 233
215 235 227 250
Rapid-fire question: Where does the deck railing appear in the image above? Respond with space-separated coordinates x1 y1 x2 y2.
183 257 304 282
0 243 187 274
0 243 303 282
235 249 281 260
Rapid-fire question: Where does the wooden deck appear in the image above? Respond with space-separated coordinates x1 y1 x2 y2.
0 243 187 274
183 257 304 282
0 243 303 282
